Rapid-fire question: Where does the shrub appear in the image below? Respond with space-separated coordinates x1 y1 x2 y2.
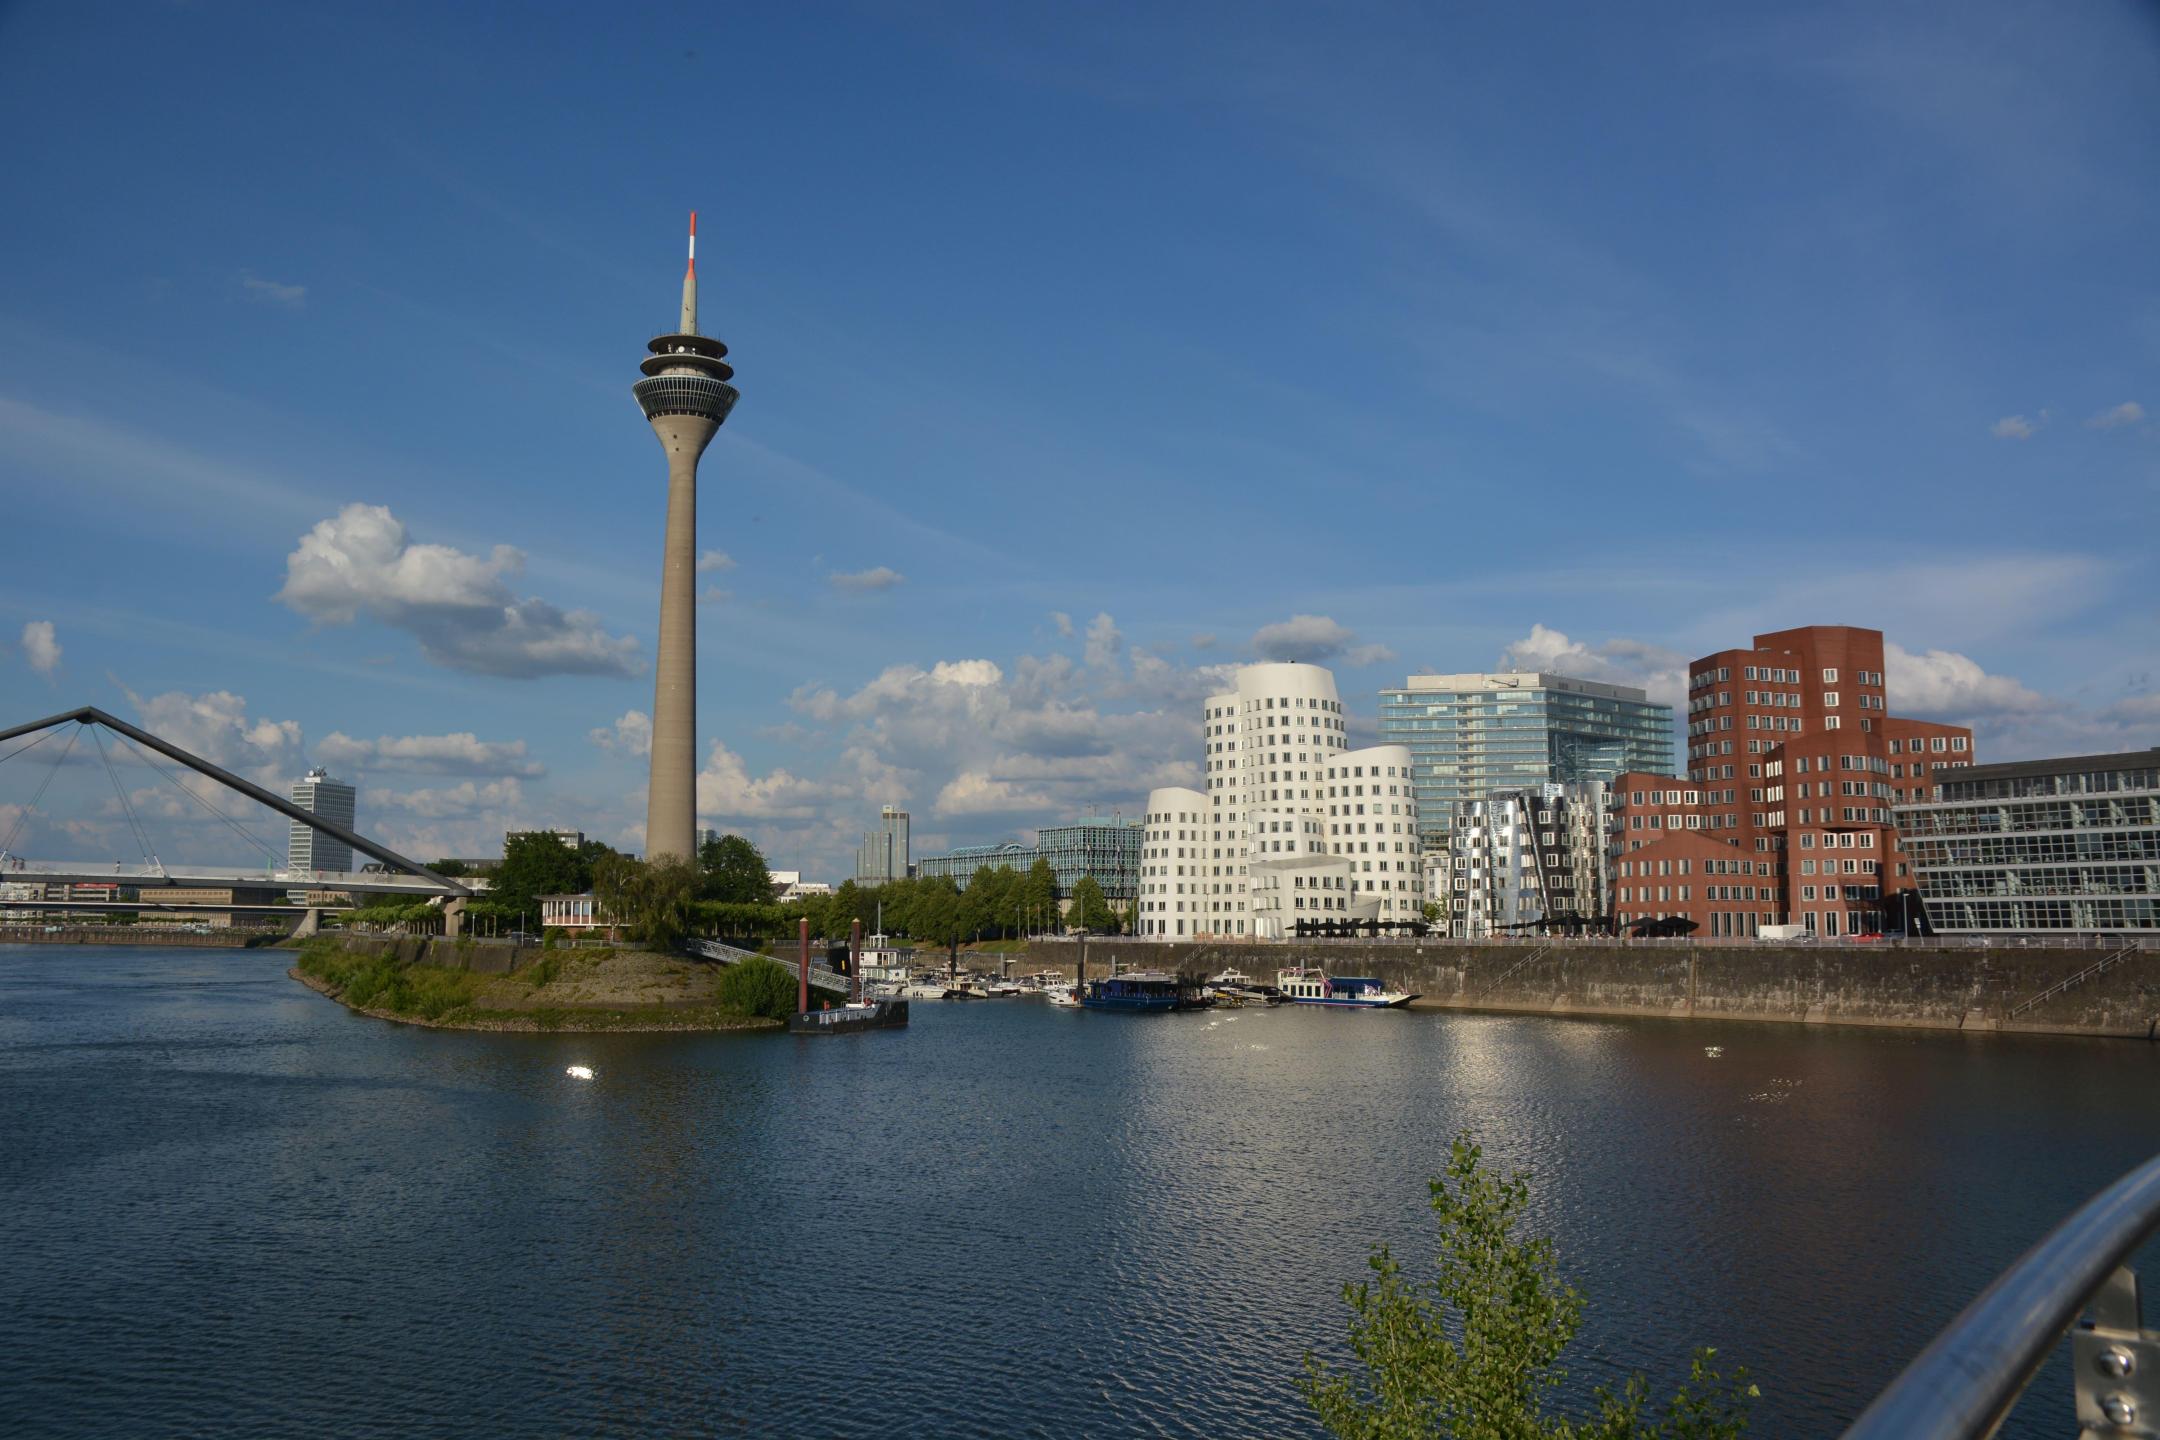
715 956 799 1020
1300 1136 1755 1439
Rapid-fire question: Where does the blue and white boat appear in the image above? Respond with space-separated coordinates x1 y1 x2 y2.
1079 970 1210 1012
1275 966 1416 1009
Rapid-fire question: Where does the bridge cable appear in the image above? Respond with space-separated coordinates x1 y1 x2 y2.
0 722 82 861
87 726 156 870
107 730 282 870
0 725 67 771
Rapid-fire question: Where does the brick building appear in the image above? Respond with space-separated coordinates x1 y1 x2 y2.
1610 625 1974 939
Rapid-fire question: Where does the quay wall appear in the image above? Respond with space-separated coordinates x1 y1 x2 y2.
0 924 278 949
1024 938 2160 1040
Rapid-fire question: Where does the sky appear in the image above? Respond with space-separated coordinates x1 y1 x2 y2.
1 0 2155 878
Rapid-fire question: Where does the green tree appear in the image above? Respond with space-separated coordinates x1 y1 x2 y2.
1068 874 1115 932
698 832 776 904
1300 1137 1754 1440
1022 856 1059 935
491 833 590 926
593 854 700 951
911 875 966 966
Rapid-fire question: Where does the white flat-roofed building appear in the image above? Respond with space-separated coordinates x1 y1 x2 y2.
1139 662 1423 939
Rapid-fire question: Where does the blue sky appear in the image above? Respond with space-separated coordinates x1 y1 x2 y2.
1 1 2155 876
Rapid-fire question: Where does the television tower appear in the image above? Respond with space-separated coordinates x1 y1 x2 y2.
633 212 738 863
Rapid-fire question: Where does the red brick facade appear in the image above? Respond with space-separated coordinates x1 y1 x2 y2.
1609 625 1974 939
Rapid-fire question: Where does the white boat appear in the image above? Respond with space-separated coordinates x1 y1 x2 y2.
983 979 1023 997
900 975 955 999
1275 966 1416 1009
1045 985 1081 1008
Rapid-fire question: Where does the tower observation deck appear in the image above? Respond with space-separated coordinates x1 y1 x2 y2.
635 212 737 864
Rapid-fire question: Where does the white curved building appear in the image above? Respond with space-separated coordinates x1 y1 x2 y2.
1139 662 1424 939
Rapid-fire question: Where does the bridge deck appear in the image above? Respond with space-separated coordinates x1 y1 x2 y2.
0 861 469 897
686 938 851 995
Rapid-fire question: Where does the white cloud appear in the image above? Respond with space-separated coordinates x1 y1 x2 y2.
240 273 306 308
829 565 905 592
588 710 653 758
1990 414 2035 440
2087 401 2145 429
1083 612 1123 669
1050 611 1075 638
123 687 306 788
699 586 733 605
21 620 60 677
1250 614 1396 667
364 778 525 820
1884 643 2052 721
1191 633 1218 650
697 550 736 574
696 740 852 820
315 731 543 777
276 503 640 678
1495 624 1690 708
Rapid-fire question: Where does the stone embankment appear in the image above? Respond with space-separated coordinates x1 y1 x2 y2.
1026 938 2160 1040
0 924 278 948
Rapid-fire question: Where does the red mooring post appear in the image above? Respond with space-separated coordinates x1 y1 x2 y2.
797 917 810 1015
850 918 863 1005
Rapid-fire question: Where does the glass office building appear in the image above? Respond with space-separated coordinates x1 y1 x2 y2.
914 818 1143 901
1378 672 1675 843
1896 749 2158 935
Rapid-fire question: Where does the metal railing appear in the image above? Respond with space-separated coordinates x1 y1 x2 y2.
1843 1151 2160 1438
2010 944 2142 1019
684 937 849 994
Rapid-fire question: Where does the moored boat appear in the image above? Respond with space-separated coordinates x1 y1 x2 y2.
1274 966 1415 1008
1079 970 1212 1012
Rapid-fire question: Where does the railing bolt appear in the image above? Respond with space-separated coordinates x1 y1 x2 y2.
2102 1393 2138 1426
2098 1346 2137 1379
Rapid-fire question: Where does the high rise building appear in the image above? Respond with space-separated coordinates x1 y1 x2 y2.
1139 662 1424 938
1378 672 1674 844
633 212 739 864
1609 625 1974 939
1895 748 2159 937
854 806 911 887
288 766 356 894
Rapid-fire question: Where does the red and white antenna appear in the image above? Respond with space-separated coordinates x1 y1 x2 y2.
679 209 699 335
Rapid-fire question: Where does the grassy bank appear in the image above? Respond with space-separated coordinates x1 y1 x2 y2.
291 938 785 1033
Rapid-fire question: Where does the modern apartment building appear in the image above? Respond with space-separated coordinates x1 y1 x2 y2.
1438 782 1612 937
1378 672 1673 843
915 818 1145 902
1609 625 1974 938
853 805 911 887
1896 749 2158 937
1139 662 1424 938
288 767 356 900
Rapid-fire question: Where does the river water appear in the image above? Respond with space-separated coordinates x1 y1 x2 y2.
3 945 2157 1438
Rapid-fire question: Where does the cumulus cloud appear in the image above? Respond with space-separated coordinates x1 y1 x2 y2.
588 710 653 757
697 550 735 574
364 778 525 820
276 503 640 679
241 273 306 308
1495 624 1690 708
20 620 60 677
699 587 733 605
2087 402 2145 430
1050 611 1075 638
1083 613 1123 669
126 687 304 779
1990 414 2035 440
315 731 543 777
1251 614 1396 667
830 566 905 592
696 740 853 820
1191 633 1218 650
1883 643 2052 721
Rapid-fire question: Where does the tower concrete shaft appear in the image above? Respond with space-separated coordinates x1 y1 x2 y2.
633 212 738 863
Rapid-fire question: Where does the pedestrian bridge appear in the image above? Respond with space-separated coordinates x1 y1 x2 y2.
0 860 468 899
686 937 850 995
0 706 473 924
